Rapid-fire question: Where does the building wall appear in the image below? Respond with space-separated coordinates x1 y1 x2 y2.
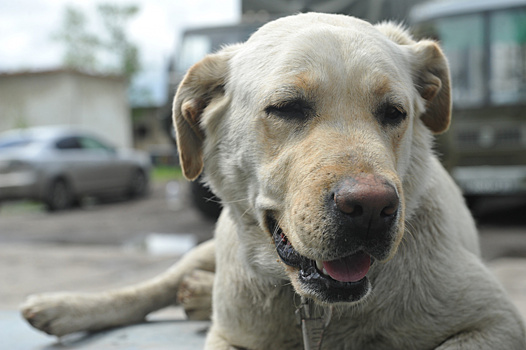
0 70 132 148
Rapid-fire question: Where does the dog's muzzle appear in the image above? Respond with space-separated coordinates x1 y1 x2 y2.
268 215 372 303
267 174 400 304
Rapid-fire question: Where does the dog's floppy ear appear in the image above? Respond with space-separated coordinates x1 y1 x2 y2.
410 40 452 134
375 23 451 134
172 48 233 180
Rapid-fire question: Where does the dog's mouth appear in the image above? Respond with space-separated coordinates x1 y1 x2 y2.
267 215 371 303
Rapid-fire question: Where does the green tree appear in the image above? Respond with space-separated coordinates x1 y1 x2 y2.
54 6 101 71
54 3 140 82
97 3 140 81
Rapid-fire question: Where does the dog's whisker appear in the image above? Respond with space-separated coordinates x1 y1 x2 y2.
240 206 252 219
218 198 250 205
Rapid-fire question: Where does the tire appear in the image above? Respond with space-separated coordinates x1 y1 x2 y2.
128 169 148 198
190 180 222 220
45 179 72 212
464 195 480 217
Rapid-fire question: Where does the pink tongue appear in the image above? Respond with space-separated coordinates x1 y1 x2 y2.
322 252 371 283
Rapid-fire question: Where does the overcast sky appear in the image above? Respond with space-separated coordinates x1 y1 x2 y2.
0 0 240 105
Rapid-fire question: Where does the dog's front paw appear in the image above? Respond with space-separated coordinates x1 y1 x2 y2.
21 293 99 336
177 269 214 320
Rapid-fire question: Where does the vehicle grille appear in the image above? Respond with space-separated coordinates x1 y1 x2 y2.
456 127 524 148
495 128 522 146
456 130 479 147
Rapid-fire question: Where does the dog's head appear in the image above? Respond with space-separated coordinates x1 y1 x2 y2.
173 13 451 304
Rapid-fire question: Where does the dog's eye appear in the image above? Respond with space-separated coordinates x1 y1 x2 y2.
381 105 407 125
265 101 308 120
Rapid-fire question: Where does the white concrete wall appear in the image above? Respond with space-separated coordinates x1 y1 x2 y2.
0 70 132 148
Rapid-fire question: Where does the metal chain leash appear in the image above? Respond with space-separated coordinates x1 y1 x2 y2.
295 297 333 350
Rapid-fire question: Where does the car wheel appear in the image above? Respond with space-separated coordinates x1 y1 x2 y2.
128 169 148 198
45 179 72 212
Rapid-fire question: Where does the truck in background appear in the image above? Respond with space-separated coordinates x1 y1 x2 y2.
411 0 526 201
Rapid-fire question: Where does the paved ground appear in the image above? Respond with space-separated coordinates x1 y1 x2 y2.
0 181 216 246
1 309 208 350
1 180 213 349
1 180 526 348
0 180 217 309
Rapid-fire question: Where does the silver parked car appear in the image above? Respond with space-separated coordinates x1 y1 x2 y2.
0 127 151 211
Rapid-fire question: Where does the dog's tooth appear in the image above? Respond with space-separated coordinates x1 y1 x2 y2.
315 260 329 276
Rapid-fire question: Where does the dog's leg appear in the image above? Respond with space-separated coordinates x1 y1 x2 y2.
177 269 214 320
21 239 215 337
435 316 526 350
205 325 240 350
436 332 526 350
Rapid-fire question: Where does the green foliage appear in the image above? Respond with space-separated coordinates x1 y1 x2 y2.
152 166 184 182
97 3 141 80
53 6 101 71
54 3 141 82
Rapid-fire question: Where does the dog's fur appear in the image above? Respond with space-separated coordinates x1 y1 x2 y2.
22 13 525 349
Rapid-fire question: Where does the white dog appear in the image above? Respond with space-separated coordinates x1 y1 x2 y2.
23 13 526 349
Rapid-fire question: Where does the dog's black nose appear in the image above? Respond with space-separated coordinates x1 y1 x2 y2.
332 174 399 239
